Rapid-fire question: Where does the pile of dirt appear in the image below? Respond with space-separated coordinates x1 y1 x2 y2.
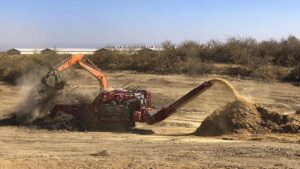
12 73 93 130
195 100 300 136
195 78 300 136
32 112 84 131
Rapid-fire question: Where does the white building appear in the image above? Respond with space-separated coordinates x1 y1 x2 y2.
147 46 164 51
6 48 43 55
7 46 163 55
105 46 163 52
42 48 98 55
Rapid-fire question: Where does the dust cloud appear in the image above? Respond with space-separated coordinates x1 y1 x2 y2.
13 71 93 124
14 73 61 123
210 78 244 101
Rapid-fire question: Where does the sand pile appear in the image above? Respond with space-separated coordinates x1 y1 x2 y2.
195 78 300 136
195 100 300 136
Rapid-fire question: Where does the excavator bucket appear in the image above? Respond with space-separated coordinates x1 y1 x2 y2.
41 70 66 90
40 54 109 91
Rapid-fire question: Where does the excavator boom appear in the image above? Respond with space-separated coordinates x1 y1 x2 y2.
42 54 109 90
77 61 109 90
55 54 85 72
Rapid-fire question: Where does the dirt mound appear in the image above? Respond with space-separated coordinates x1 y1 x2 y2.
32 113 84 131
195 78 299 136
195 100 300 136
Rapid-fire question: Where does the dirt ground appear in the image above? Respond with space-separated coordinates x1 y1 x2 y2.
0 70 299 168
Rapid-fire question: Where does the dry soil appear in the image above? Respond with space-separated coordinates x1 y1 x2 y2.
0 70 299 168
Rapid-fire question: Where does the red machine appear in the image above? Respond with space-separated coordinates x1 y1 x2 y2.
43 54 215 130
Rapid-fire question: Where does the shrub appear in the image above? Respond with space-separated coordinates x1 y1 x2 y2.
130 48 160 72
250 65 282 80
182 58 214 75
0 54 67 84
222 66 252 77
285 65 300 82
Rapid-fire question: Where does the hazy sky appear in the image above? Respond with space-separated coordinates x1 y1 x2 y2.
0 0 299 50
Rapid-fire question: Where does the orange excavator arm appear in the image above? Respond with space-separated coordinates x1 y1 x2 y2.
42 54 109 90
55 54 85 72
77 61 109 90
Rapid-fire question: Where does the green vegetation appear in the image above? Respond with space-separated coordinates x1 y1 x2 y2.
0 35 300 84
